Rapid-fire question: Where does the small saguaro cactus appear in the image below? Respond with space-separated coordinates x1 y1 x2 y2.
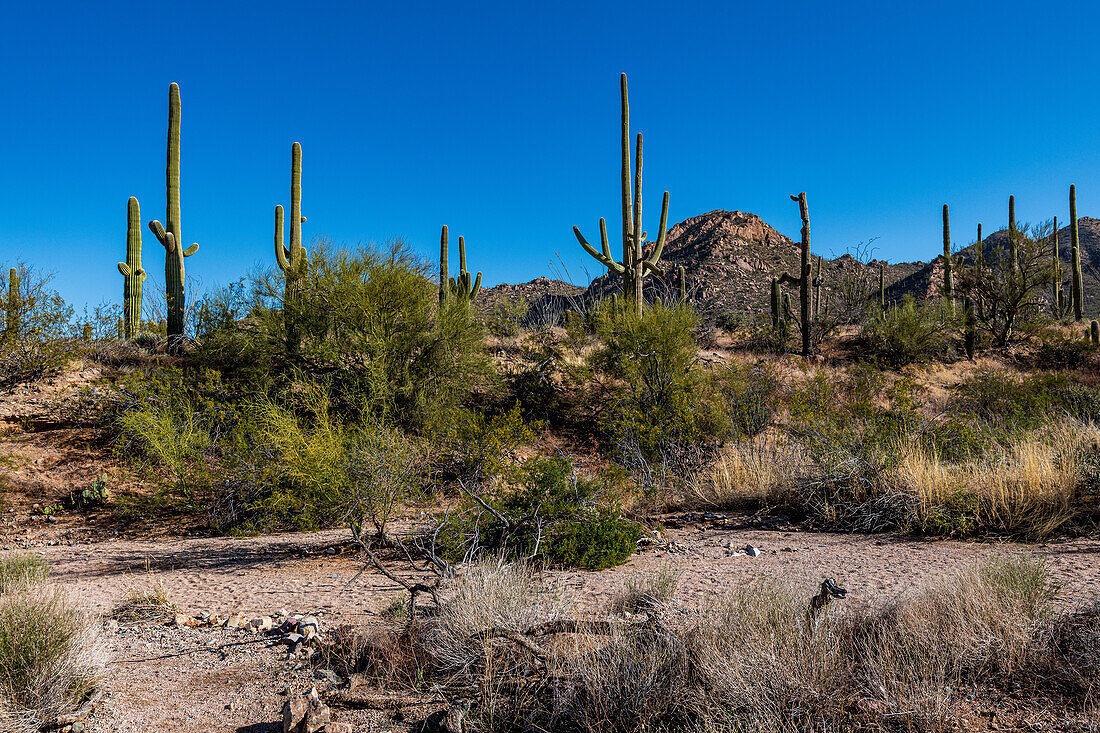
777 192 812 357
812 255 822 319
574 73 669 318
117 197 146 339
1051 215 1064 319
770 277 782 329
964 297 976 360
678 265 686 304
975 223 984 269
1071 184 1084 321
1008 195 1018 277
5 267 19 336
147 82 198 339
439 226 482 302
942 204 954 312
1091 320 1099 346
275 142 308 354
878 262 886 311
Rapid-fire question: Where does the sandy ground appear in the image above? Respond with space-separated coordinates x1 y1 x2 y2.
23 523 1100 732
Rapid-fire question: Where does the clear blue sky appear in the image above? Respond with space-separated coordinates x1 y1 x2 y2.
3 0 1100 309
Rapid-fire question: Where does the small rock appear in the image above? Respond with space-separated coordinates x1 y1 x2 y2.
314 668 343 685
282 686 331 733
173 613 198 627
326 723 354 733
325 547 337 555
247 616 274 632
744 545 760 557
298 616 320 635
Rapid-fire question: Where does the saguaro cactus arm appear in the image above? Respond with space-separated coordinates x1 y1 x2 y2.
574 219 625 274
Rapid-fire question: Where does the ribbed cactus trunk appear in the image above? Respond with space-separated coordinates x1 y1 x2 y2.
117 197 146 338
942 204 954 313
1008 195 1018 278
976 223 983 270
878 262 885 311
782 292 792 326
5 267 18 337
1052 215 1062 318
964 297 976 360
794 193 811 357
439 226 449 305
148 83 198 340
275 142 307 354
770 278 781 329
1072 184 1084 321
1091 320 1099 346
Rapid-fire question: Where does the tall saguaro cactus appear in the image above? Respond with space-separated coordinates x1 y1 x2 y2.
778 192 812 357
117 197 146 338
574 73 669 318
1052 215 1064 318
147 82 198 338
770 277 782 329
1008 195 1018 277
275 142 308 354
878 262 886 311
5 267 19 337
976 223 983 270
942 204 954 312
1071 184 1084 321
439 226 482 302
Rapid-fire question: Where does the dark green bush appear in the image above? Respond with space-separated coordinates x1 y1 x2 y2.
715 310 747 334
439 456 642 570
1034 327 1097 369
950 370 1100 436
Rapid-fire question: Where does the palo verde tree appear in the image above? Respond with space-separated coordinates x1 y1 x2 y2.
574 73 669 318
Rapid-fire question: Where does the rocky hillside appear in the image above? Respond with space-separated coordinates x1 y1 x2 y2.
586 210 924 320
887 217 1100 317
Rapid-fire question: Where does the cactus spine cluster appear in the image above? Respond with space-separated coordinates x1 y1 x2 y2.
777 192 812 357
147 83 198 339
574 73 669 318
1071 184 1084 321
942 204 954 312
117 197 146 338
439 226 482 302
275 142 308 354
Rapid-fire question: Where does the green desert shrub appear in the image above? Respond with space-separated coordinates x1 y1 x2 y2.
439 456 642 570
863 295 957 367
0 554 48 595
950 370 1100 436
0 265 77 389
428 403 540 482
714 310 747 334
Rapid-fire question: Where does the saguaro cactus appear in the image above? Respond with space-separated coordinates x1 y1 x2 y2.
878 262 885 311
976 223 983 270
770 277 782 329
275 142 308 354
439 226 482 302
778 192 812 357
812 255 822 319
1091 320 1099 346
117 197 146 338
678 265 686 304
147 82 198 338
5 267 18 336
942 204 954 312
574 73 669 318
1008 195 1018 277
964 297 976 360
1071 184 1084 321
1052 215 1064 318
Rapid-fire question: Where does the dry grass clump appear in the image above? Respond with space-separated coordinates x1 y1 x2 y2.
0 554 48 594
0 572 106 732
111 573 177 623
342 554 1082 733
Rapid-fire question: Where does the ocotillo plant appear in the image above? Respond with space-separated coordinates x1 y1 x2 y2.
1071 184 1084 321
964 297 976 360
147 83 198 339
778 192 812 357
5 267 18 336
942 204 954 313
678 265 686 304
439 226 482 302
770 277 782 329
574 73 669 318
275 142 308 354
117 197 146 339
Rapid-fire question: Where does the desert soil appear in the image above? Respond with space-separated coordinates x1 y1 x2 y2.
3 369 1100 731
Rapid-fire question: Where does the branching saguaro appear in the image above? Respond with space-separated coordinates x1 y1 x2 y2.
147 82 198 340
117 197 146 338
778 192 813 357
275 142 307 354
439 226 482 303
574 73 669 318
